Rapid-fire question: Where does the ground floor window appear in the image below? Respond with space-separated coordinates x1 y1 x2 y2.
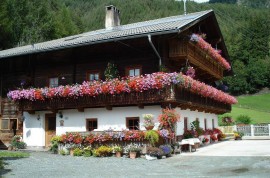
184 117 188 130
212 119 215 129
0 118 18 130
86 119 98 131
126 117 140 130
204 118 207 130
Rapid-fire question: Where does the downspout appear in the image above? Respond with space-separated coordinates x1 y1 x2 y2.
148 35 162 67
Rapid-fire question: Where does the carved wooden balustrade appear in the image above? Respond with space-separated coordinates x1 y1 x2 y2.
18 85 231 114
169 40 224 80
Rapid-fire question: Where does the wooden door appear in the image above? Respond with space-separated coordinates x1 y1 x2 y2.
45 114 56 147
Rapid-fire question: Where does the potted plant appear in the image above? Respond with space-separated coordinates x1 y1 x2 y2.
124 143 141 159
142 114 155 130
159 145 172 157
112 145 123 158
146 147 164 160
202 137 210 145
210 134 218 143
234 131 244 140
145 130 159 147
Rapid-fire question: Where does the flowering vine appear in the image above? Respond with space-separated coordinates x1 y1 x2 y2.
7 72 237 104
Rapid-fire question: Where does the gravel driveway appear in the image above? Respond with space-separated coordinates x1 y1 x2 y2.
1 140 270 178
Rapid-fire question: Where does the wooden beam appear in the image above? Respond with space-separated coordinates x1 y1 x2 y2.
138 104 144 109
27 110 35 114
77 108 84 112
105 105 112 110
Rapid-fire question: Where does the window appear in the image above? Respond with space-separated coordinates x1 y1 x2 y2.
0 119 18 130
204 118 207 130
86 119 98 131
126 117 139 130
87 71 100 81
184 117 188 130
126 66 141 77
212 119 215 129
49 77 58 87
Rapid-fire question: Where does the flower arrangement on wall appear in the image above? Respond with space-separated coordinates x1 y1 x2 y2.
158 108 180 131
7 72 237 105
190 34 231 70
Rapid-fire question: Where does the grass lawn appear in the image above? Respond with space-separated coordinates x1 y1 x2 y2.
0 151 30 170
219 93 270 124
0 151 30 158
235 93 270 112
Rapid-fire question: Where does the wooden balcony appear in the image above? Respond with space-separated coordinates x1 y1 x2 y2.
18 85 231 114
169 40 224 80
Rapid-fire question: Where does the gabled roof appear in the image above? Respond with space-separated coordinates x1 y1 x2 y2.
0 10 213 59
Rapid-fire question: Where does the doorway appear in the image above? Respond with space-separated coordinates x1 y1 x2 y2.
45 114 56 147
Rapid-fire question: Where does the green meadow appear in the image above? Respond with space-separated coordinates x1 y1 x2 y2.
220 93 270 124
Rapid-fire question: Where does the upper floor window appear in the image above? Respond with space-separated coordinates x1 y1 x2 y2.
49 77 58 88
87 71 100 81
126 66 141 77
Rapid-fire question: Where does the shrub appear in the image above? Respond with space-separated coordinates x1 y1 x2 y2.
236 115 252 125
124 143 141 153
11 135 27 149
145 130 159 146
59 149 66 156
83 146 92 157
73 148 83 156
93 146 112 157
112 145 122 152
159 145 172 155
0 159 3 170
146 147 164 157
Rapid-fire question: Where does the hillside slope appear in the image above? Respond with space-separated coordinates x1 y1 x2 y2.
220 92 270 124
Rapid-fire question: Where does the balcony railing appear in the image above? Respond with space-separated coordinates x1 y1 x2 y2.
18 85 231 114
169 40 224 79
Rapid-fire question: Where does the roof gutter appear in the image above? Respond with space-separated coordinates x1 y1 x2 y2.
147 35 162 66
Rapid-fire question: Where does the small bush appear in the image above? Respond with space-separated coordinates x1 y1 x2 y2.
83 146 92 157
59 149 66 156
73 148 83 156
236 115 252 124
146 147 164 157
0 159 3 170
93 146 112 157
145 130 159 146
11 135 27 149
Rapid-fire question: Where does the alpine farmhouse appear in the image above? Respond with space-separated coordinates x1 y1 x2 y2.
0 6 236 148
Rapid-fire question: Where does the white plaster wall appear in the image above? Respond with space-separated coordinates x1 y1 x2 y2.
175 108 218 135
56 106 163 135
23 106 218 147
23 111 47 147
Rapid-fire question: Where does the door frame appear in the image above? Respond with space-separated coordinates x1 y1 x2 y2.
45 113 56 147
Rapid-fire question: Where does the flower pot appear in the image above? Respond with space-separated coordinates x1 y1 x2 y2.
129 152 137 159
145 126 154 130
115 152 122 158
70 149 74 156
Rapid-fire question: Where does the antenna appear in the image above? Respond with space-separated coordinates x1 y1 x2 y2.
183 0 187 15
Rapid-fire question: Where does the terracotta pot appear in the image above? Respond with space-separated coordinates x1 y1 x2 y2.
129 152 137 159
115 152 122 158
145 126 154 130
70 149 74 156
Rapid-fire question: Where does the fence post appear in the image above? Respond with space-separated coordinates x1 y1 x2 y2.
250 125 254 136
268 124 270 136
233 125 237 132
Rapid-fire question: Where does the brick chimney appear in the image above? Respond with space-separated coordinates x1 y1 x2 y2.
105 5 120 29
